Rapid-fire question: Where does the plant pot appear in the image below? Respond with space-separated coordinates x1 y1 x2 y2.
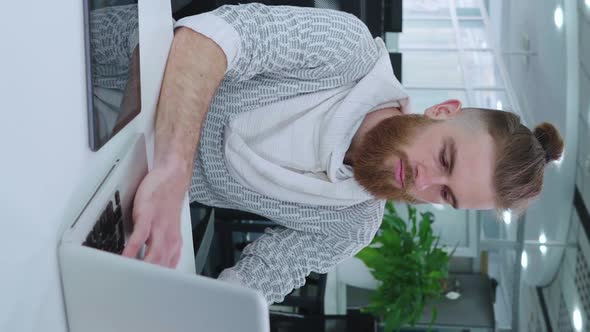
336 256 381 290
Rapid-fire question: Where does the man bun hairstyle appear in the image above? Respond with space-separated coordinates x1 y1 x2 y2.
534 122 565 163
462 109 564 215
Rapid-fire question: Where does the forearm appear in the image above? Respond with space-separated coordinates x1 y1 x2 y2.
154 27 227 187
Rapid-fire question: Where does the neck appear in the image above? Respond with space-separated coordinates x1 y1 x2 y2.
345 107 403 165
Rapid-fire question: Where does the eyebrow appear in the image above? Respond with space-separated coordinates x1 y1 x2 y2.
445 137 459 209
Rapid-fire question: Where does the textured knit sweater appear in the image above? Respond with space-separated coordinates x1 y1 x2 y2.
176 4 391 304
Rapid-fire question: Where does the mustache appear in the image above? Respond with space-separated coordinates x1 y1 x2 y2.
377 150 414 190
354 150 416 200
402 155 414 189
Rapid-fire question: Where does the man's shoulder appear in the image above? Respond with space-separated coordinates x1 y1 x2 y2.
341 199 386 226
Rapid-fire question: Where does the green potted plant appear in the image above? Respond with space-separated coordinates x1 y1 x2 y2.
355 202 454 332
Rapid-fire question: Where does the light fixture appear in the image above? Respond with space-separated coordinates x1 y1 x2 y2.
496 100 503 110
431 203 445 210
586 0 590 9
503 210 512 225
521 251 528 268
573 307 583 331
539 233 547 255
554 6 564 30
555 152 564 166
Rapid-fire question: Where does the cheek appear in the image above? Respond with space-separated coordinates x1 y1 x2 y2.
409 187 440 204
404 134 435 160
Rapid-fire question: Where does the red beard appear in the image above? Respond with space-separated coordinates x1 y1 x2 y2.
351 114 435 202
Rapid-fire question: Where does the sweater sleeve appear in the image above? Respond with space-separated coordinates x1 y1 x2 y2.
174 3 380 83
216 200 384 304
217 226 370 304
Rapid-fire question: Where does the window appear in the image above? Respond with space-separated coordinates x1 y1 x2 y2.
403 52 464 87
391 0 513 109
403 0 451 18
462 51 503 88
400 20 456 48
407 89 468 112
455 0 482 17
472 90 511 109
459 19 488 48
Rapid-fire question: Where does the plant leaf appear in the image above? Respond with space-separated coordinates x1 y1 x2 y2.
363 203 450 331
356 247 387 270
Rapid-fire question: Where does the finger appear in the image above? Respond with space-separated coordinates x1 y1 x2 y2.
146 230 181 268
168 231 183 268
170 250 181 269
143 233 166 265
162 230 181 268
171 235 183 268
122 223 150 258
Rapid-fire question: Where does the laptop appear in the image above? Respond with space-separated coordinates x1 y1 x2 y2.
58 133 270 332
59 1 269 329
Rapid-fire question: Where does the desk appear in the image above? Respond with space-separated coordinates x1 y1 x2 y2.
0 1 195 331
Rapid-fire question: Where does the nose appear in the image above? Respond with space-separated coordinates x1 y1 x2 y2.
414 163 446 191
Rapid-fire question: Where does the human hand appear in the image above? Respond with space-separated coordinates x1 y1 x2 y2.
122 164 186 268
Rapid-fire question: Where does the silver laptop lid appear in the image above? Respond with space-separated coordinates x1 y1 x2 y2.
59 242 270 332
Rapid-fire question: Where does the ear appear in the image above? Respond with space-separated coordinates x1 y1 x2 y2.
424 99 462 120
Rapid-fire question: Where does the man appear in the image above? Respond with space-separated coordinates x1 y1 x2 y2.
121 3 564 304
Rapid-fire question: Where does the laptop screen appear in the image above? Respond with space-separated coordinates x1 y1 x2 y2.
84 0 141 151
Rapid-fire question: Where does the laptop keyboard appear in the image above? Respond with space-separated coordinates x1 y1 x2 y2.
83 190 125 254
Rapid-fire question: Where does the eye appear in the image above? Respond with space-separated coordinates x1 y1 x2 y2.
440 148 448 169
441 186 449 201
